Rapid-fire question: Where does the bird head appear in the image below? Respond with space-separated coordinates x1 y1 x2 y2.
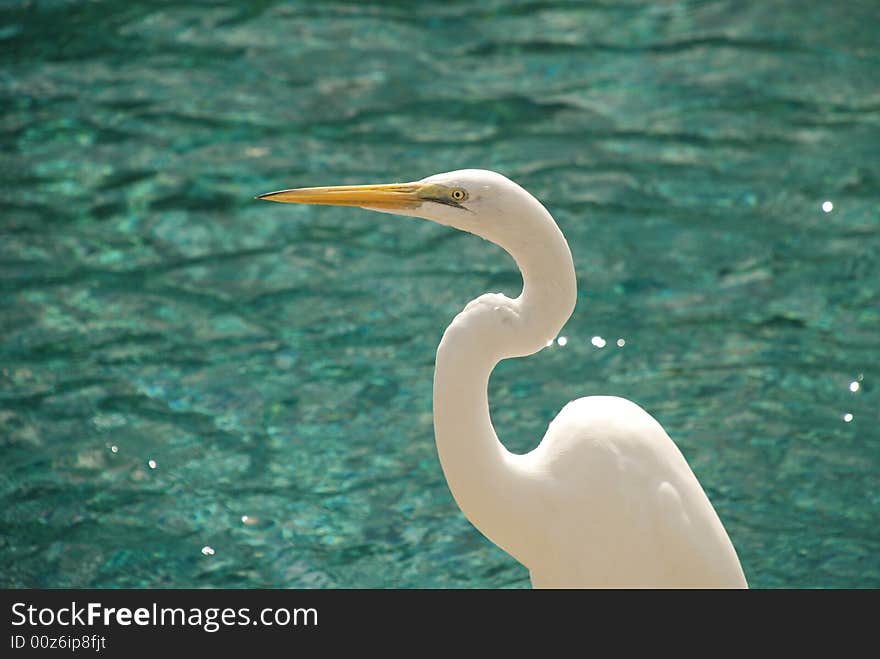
257 169 546 247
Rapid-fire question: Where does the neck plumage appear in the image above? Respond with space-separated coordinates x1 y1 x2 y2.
432 203 577 564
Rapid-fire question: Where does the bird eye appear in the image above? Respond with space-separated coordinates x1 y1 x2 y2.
450 188 467 202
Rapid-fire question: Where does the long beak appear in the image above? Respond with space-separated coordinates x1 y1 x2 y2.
256 182 425 211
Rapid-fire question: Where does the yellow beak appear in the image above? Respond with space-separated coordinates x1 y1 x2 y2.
256 182 425 211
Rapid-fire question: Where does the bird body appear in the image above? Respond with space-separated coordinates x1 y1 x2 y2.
523 395 745 587
259 169 747 588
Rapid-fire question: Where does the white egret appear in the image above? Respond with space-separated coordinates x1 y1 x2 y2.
259 169 747 588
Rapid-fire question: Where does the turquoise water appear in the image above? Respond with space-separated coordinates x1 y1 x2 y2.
2 0 878 588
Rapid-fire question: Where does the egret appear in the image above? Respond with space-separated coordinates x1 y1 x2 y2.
259 169 747 588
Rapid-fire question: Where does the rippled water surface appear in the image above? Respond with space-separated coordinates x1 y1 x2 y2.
2 1 878 588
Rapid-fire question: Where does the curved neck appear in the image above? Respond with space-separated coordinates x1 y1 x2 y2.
514 215 578 348
432 206 576 563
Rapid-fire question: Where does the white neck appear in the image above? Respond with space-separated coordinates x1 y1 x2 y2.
432 201 576 564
